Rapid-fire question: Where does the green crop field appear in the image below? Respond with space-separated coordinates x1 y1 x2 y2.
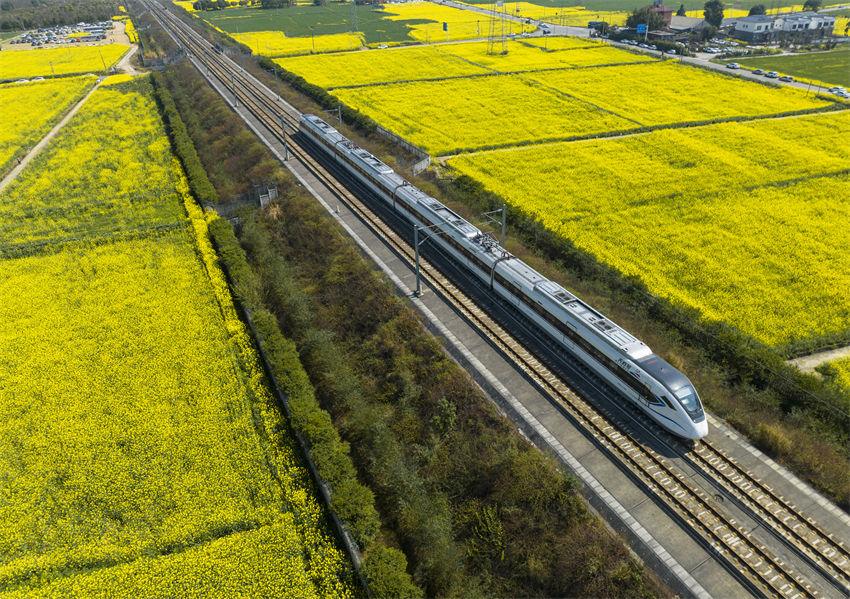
736 46 850 87
202 4 419 43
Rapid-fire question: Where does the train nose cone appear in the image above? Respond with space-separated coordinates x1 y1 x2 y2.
693 418 709 440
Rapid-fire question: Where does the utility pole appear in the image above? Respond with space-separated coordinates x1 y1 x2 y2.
280 116 289 160
412 222 448 297
231 71 238 107
481 204 508 245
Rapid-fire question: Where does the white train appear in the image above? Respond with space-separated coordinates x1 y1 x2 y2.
299 114 708 440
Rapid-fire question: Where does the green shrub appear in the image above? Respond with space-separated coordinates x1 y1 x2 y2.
364 546 424 599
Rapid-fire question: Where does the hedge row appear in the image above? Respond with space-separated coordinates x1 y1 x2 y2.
150 72 218 206
256 56 379 134
208 216 422 599
150 69 421 597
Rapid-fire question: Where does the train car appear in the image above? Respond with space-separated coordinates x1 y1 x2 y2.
299 114 708 440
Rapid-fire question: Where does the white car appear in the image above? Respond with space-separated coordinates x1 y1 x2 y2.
726 62 740 69
828 86 846 94
836 90 850 99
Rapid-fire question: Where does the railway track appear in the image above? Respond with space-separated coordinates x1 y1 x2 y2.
146 5 849 596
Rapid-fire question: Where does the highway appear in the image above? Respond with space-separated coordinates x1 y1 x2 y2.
145 3 850 596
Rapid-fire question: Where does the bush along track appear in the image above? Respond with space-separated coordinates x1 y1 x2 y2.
151 69 420 598
144 59 665 598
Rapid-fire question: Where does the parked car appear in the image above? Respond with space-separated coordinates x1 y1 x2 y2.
752 69 765 75
726 62 740 69
765 71 779 79
778 75 794 82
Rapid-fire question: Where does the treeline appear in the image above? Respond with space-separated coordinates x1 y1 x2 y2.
0 0 118 31
151 58 665 598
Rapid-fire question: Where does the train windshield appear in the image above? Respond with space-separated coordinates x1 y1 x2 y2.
674 386 704 421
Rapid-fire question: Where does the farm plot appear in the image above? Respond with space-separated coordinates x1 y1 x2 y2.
522 61 833 126
380 1 535 42
333 74 634 155
0 44 129 79
737 45 850 88
451 110 850 215
0 81 185 249
0 75 95 176
437 39 652 71
276 44 492 88
277 40 648 88
449 116 850 349
231 30 364 57
0 77 351 594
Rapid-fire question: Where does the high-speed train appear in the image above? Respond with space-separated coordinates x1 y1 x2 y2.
299 114 708 440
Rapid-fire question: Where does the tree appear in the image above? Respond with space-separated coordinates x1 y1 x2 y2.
625 5 666 30
802 0 821 11
676 3 686 15
703 0 724 27
748 3 765 15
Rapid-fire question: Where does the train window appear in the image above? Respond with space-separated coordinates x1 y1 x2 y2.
675 386 703 417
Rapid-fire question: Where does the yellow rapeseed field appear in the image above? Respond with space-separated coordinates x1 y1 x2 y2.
277 45 492 88
452 110 850 216
0 44 129 79
333 74 634 154
0 77 353 593
6 520 319 597
277 40 647 88
0 75 95 176
232 30 364 57
521 35 605 50
437 39 652 71
460 2 627 26
522 61 832 126
381 1 535 42
0 81 185 247
449 112 850 348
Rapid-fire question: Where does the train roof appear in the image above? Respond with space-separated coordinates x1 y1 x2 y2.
636 353 690 392
302 114 344 144
536 281 652 360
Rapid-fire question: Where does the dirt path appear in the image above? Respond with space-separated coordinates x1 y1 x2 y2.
789 345 850 373
0 77 103 194
116 44 140 75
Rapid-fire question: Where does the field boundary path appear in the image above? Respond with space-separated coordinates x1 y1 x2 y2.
116 44 141 75
0 77 103 194
789 345 850 373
